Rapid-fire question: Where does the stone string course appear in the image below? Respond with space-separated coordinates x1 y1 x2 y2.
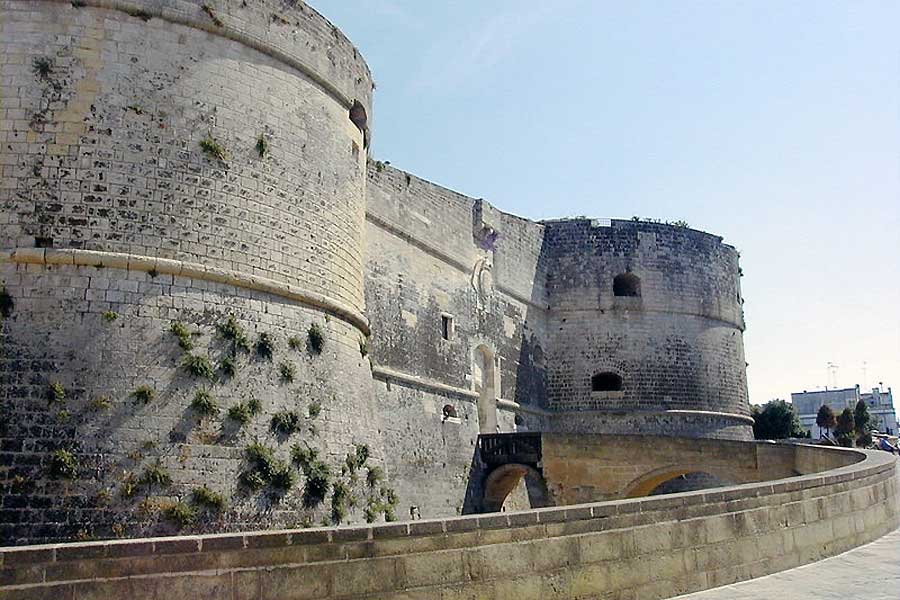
0 445 896 599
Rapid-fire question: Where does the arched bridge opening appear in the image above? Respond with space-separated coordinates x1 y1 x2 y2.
477 433 552 512
624 467 735 498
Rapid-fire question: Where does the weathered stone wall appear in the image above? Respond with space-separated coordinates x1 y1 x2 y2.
1 444 896 600
0 0 386 545
542 218 750 439
363 164 544 519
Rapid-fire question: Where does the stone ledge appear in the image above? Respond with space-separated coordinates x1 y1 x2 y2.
0 248 370 336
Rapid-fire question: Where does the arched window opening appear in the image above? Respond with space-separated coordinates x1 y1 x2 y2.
442 404 458 419
349 100 369 148
592 372 623 392
613 272 641 297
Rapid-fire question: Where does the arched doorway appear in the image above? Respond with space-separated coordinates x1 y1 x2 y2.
473 345 498 433
483 463 551 512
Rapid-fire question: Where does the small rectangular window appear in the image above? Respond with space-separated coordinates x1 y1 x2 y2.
441 314 452 341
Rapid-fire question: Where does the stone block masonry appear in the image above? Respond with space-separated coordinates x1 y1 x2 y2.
0 443 896 600
3 0 754 544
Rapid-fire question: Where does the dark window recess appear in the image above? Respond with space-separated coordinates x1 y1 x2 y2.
34 237 53 248
442 404 458 418
349 100 369 148
592 372 623 392
441 315 452 340
613 272 641 297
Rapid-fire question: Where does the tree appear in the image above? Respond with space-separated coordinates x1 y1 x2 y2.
751 400 806 440
854 400 873 447
815 405 836 438
834 407 855 447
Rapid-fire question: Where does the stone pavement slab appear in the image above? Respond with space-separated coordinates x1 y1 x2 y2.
674 527 900 600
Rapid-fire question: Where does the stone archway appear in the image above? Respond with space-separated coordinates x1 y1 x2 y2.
483 463 551 512
474 344 498 433
623 466 734 498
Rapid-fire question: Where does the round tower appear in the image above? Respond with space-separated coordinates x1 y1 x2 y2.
0 0 385 544
541 219 752 440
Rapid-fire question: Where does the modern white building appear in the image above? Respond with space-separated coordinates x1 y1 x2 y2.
791 385 897 439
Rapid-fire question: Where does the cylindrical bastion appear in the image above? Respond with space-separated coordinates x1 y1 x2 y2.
0 0 383 544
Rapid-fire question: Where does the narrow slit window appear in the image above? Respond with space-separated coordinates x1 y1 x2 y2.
441 315 452 340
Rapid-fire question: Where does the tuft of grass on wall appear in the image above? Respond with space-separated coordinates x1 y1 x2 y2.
199 136 227 161
169 321 194 351
102 310 119 323
271 410 301 435
191 485 226 513
182 354 215 380
131 385 156 404
190 389 218 417
139 461 172 488
278 361 296 383
307 323 324 355
227 397 261 425
48 449 78 479
32 57 53 80
161 501 196 528
47 381 66 405
255 332 275 360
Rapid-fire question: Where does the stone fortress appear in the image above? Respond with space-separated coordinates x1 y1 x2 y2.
0 3 897 599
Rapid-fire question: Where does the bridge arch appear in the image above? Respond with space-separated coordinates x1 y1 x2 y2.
623 465 736 498
483 463 552 512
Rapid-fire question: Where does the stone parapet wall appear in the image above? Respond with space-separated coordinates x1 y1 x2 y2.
1 445 896 599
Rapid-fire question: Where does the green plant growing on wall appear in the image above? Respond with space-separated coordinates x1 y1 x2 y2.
227 398 261 425
102 310 119 322
330 480 350 524
191 485 226 513
220 356 237 378
190 389 218 417
201 4 224 27
287 336 302 351
255 332 275 360
241 442 294 493
32 57 53 80
169 321 194 351
239 470 266 491
139 461 172 488
358 337 369 357
48 449 78 479
120 472 137 498
182 354 215 380
307 323 324 355
278 361 296 383
344 443 369 475
47 381 66 405
366 466 384 488
271 410 301 435
161 501 196 528
218 315 251 353
131 385 156 404
89 395 111 411
199 136 227 161
307 401 321 419
291 445 331 507
0 287 14 319
256 133 269 158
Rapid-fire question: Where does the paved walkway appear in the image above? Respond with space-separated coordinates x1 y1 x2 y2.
674 527 900 600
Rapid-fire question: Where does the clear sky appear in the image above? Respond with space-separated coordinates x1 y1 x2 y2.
313 1 900 411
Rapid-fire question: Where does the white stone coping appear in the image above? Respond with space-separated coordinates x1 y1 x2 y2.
0 248 370 336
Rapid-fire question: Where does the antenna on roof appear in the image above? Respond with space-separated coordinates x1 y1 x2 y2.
826 362 839 390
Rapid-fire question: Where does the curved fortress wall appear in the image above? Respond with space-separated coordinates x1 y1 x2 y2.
542 218 751 440
0 0 383 544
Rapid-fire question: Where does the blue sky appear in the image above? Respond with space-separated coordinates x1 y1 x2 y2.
314 1 900 411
